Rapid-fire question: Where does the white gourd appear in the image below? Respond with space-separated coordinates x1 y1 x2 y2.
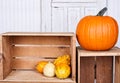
43 62 55 77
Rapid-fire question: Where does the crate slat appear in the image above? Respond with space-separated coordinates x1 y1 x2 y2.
115 56 120 83
78 47 120 57
13 44 70 47
2 32 74 36
12 58 54 69
0 35 3 79
80 57 95 83
13 46 70 57
0 54 3 80
12 36 71 45
0 35 2 54
96 56 113 83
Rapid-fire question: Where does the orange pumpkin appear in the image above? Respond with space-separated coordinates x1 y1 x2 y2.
76 7 119 51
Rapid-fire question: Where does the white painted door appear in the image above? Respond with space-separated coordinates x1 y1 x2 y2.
51 0 107 32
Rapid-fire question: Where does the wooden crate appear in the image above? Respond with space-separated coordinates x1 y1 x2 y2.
0 32 76 83
77 47 120 83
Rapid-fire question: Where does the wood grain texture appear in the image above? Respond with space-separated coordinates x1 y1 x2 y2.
77 54 80 83
12 58 54 69
0 70 75 83
70 35 76 80
0 54 3 80
0 35 2 54
96 56 113 83
78 47 120 57
115 56 120 83
80 57 95 83
2 32 74 36
0 81 75 83
12 46 70 57
2 37 12 79
0 35 3 79
12 36 71 45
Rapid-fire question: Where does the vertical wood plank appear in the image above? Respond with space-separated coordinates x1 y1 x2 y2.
80 57 95 83
77 54 80 83
2 37 12 79
41 0 52 32
70 35 76 81
96 56 113 83
115 56 120 83
0 54 3 80
0 35 3 79
0 35 2 54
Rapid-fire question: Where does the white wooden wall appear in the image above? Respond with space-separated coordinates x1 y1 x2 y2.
0 0 41 32
0 0 120 47
107 0 120 47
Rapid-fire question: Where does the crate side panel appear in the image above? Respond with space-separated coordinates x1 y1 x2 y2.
12 46 70 57
0 35 2 54
80 57 95 83
96 56 113 83
0 55 3 79
115 56 120 83
0 36 3 79
2 37 12 79
12 36 71 45
70 36 76 81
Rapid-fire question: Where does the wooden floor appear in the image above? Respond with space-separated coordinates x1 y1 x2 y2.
0 70 74 83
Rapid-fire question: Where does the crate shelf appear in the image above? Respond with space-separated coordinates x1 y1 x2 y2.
1 70 73 83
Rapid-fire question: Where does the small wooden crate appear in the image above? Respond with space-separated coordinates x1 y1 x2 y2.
77 47 120 83
0 32 76 83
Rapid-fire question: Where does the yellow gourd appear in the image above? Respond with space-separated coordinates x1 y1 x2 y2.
55 64 71 79
54 55 70 66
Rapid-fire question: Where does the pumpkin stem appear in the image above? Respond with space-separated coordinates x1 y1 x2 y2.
96 7 107 16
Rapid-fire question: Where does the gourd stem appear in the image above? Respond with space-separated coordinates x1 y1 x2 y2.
96 7 107 16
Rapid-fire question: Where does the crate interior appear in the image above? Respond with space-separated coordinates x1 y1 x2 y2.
2 35 75 82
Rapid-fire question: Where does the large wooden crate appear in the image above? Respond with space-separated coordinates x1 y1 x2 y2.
0 32 76 83
77 47 120 83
